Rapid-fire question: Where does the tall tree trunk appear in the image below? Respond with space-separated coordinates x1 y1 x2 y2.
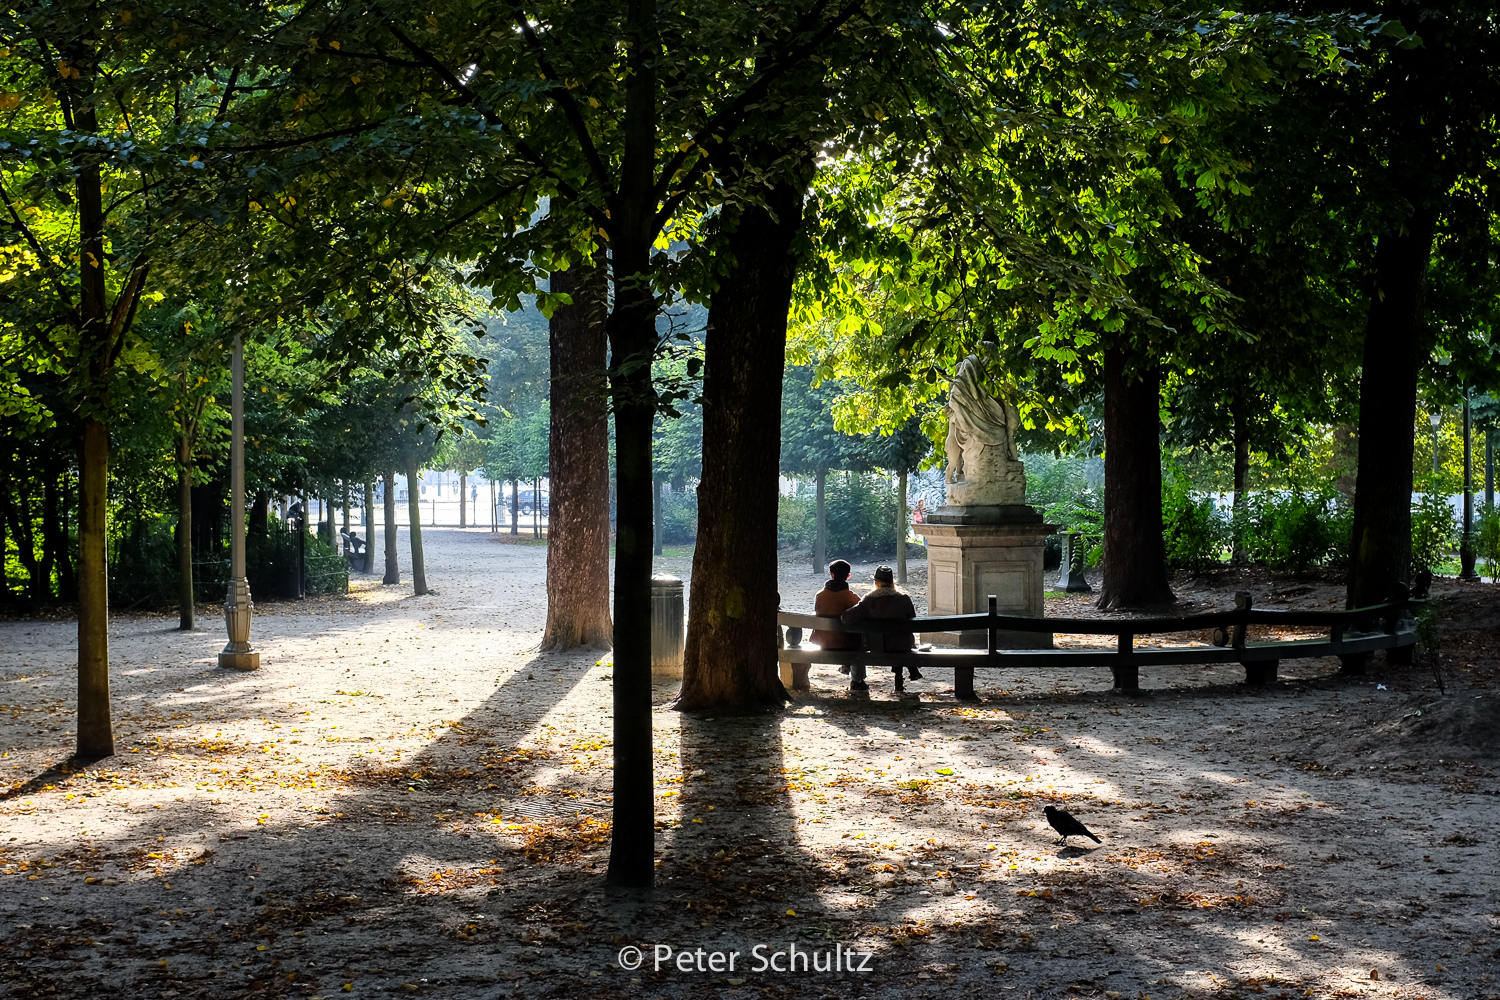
813 468 827 574
382 470 400 585
1097 345 1174 610
897 470 908 585
510 478 519 535
534 477 541 538
176 438 194 630
342 483 350 534
676 182 803 711
459 469 467 528
1346 209 1437 616
75 67 115 758
364 480 376 574
77 418 113 758
404 459 428 595
541 253 612 651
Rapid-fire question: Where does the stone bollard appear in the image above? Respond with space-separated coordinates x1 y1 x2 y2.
651 575 685 678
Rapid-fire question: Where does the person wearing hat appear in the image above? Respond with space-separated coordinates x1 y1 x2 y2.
808 559 863 690
840 565 923 692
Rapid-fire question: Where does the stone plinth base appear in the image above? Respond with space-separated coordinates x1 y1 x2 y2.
916 509 1057 649
219 650 260 671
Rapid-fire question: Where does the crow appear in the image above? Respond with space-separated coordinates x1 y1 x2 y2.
1044 805 1102 846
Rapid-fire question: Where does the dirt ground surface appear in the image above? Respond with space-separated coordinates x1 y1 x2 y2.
2 528 1498 1000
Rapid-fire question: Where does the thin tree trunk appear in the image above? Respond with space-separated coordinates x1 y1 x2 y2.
77 418 113 758
382 470 400 585
59 469 73 599
1486 430 1494 511
510 478 519 535
604 241 658 884
176 438 194 630
4 478 41 600
541 254 612 651
653 475 663 556
897 470 908 585
533 477 541 538
39 463 60 600
404 460 428 595
676 181 803 711
342 483 350 534
1231 390 1250 563
75 61 116 757
813 468 827 574
1097 345 1174 610
0 474 8 598
1346 209 1437 621
364 480 376 574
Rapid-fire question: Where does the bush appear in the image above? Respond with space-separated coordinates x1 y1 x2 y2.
108 517 347 607
778 492 813 551
827 473 898 556
1409 491 1456 575
248 521 348 598
777 473 901 558
1240 484 1352 572
1162 467 1229 572
657 488 699 545
1477 503 1500 582
1028 456 1104 568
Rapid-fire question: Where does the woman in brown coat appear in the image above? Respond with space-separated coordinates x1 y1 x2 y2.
812 559 863 647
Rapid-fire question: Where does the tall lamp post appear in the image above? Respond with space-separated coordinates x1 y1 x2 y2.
220 332 261 669
1461 389 1480 580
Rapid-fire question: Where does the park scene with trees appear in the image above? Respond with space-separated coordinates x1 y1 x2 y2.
1 1 1498 997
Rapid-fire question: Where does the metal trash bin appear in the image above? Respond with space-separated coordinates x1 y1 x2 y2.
651 575 685 678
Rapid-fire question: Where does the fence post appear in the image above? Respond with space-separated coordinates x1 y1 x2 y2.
1385 585 1414 666
1233 591 1277 685
1111 632 1138 691
955 597 989 702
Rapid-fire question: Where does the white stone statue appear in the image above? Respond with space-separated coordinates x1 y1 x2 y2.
943 355 1027 506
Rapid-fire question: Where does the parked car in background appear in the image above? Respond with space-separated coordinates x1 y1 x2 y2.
517 489 550 516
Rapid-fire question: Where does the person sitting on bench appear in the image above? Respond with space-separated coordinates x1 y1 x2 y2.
810 559 863 691
341 530 366 572
841 565 922 692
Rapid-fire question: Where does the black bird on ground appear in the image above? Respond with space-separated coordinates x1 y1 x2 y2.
1044 805 1102 846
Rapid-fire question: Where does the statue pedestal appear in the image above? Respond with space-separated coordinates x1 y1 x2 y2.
917 506 1057 649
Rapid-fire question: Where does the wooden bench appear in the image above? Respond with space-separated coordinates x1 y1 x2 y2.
777 592 1415 697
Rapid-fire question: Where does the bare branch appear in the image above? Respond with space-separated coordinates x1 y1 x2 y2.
509 4 613 195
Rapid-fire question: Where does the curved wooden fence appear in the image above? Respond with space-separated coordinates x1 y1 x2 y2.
777 592 1416 696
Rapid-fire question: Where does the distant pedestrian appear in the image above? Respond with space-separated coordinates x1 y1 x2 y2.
841 565 922 691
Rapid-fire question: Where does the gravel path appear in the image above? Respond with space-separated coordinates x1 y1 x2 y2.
1 529 1495 1000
